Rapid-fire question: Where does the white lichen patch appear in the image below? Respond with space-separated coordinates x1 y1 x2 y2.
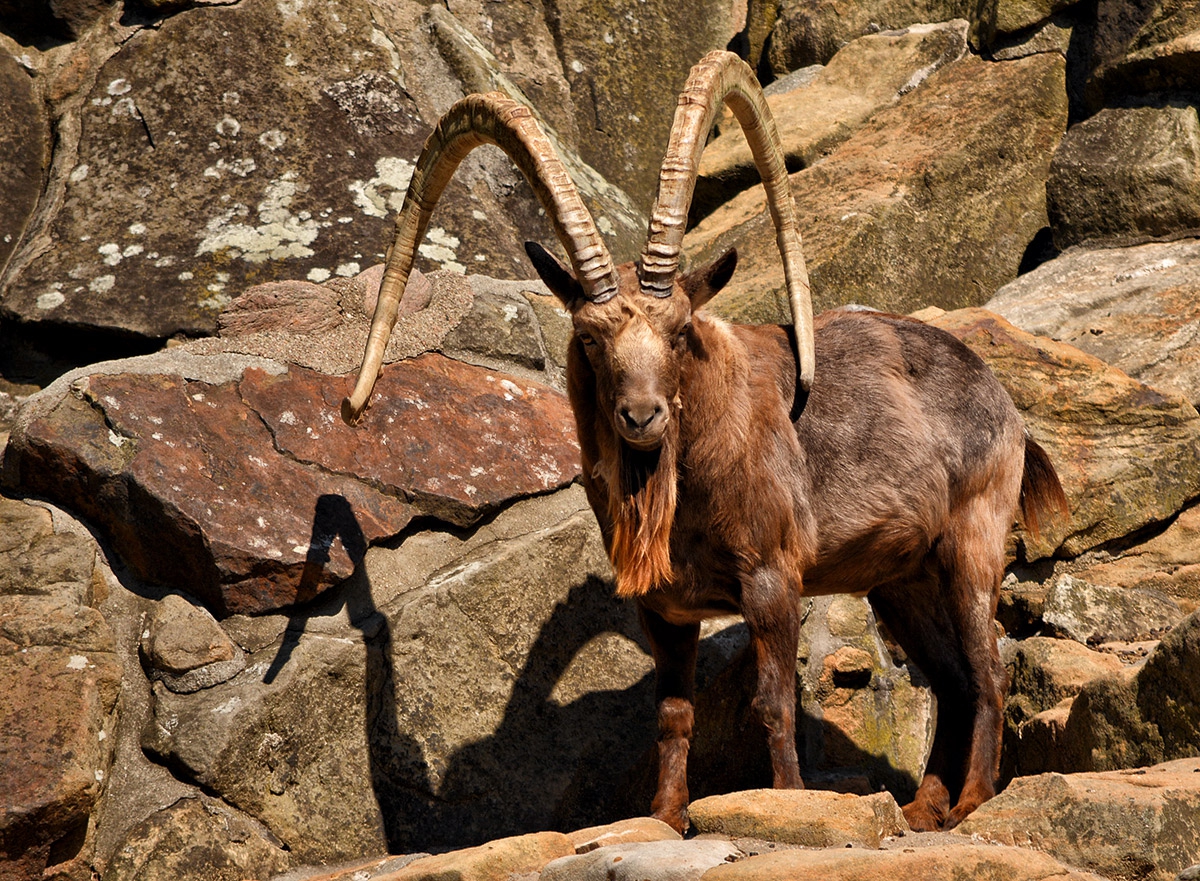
335 261 360 277
197 174 323 263
349 156 415 218
216 116 241 138
69 164 89 183
36 289 65 310
418 227 465 273
307 268 331 282
107 78 132 96
259 128 287 150
90 275 116 294
67 655 89 670
98 243 123 266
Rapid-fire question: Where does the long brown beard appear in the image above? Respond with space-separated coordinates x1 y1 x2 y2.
607 430 678 598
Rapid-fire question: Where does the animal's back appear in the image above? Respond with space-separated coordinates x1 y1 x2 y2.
784 309 1026 595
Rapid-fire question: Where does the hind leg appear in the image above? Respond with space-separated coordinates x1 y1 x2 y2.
869 516 1007 830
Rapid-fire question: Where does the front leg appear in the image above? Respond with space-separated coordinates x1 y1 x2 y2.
742 565 804 790
639 605 700 833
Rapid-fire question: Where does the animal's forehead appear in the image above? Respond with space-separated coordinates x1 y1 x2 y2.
574 286 689 330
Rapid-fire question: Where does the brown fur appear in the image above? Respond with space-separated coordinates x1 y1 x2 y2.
527 244 1069 834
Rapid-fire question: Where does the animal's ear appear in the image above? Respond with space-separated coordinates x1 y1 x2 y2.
525 241 585 308
680 248 737 310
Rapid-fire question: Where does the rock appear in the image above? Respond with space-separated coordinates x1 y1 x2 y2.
1067 503 1200 603
1006 635 1127 714
140 594 246 693
765 0 973 71
0 53 47 280
0 601 121 878
985 238 1200 406
973 0 1079 48
1001 635 1127 780
687 790 909 848
704 842 1107 880
372 831 573 881
956 758 1200 881
2 351 579 615
1041 574 1184 644
544 0 739 208
0 0 641 343
0 495 119 879
568 817 682 853
996 578 1049 638
1059 611 1200 772
540 839 742 881
1047 104 1200 250
929 308 1200 559
1086 0 1200 108
140 488 649 860
99 796 292 881
693 21 969 219
687 53 1067 323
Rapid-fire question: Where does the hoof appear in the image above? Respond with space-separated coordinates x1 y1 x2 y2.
901 800 945 833
944 801 980 829
652 806 689 835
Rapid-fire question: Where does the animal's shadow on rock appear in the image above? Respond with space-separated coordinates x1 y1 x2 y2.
272 494 919 853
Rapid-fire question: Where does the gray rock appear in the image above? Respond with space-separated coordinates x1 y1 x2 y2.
986 238 1200 406
1043 574 1184 645
1047 104 1200 250
541 839 743 881
141 594 247 693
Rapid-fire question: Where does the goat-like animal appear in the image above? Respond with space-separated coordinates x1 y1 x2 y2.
343 51 1069 834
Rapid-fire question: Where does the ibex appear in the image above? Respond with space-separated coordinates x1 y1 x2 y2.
342 51 1069 833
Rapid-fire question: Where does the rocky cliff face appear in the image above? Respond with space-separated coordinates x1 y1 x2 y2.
3 1 1200 880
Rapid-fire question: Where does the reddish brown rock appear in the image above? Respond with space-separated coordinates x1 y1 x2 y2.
3 355 580 615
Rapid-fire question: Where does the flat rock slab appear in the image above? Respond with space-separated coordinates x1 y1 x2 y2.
1042 574 1183 644
703 842 1107 880
930 308 1200 559
569 817 682 853
3 354 579 615
986 238 1200 405
375 831 573 880
956 758 1200 881
688 789 908 848
541 838 742 881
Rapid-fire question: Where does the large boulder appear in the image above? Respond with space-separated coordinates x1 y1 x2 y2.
693 21 969 220
0 0 644 346
929 308 1200 559
0 497 121 881
687 53 1067 323
1046 104 1200 250
0 53 47 282
765 0 974 72
957 757 1200 881
1085 0 1200 109
2 269 582 616
1056 611 1200 773
985 238 1200 406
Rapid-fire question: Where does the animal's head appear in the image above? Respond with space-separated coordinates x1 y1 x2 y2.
525 244 738 451
341 50 813 429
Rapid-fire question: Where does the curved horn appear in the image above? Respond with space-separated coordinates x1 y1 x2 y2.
641 50 815 391
342 92 620 425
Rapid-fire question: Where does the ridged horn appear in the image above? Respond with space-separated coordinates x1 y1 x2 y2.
342 92 620 426
641 50 815 391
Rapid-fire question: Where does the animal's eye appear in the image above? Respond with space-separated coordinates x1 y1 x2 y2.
577 332 597 346
675 323 691 345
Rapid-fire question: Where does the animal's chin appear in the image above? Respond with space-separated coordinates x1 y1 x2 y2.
619 432 665 452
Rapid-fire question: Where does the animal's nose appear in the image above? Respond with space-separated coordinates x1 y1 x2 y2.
619 401 664 432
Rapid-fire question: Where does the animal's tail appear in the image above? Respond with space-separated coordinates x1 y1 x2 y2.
1020 434 1070 540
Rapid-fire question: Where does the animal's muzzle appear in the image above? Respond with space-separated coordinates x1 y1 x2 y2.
616 398 668 449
